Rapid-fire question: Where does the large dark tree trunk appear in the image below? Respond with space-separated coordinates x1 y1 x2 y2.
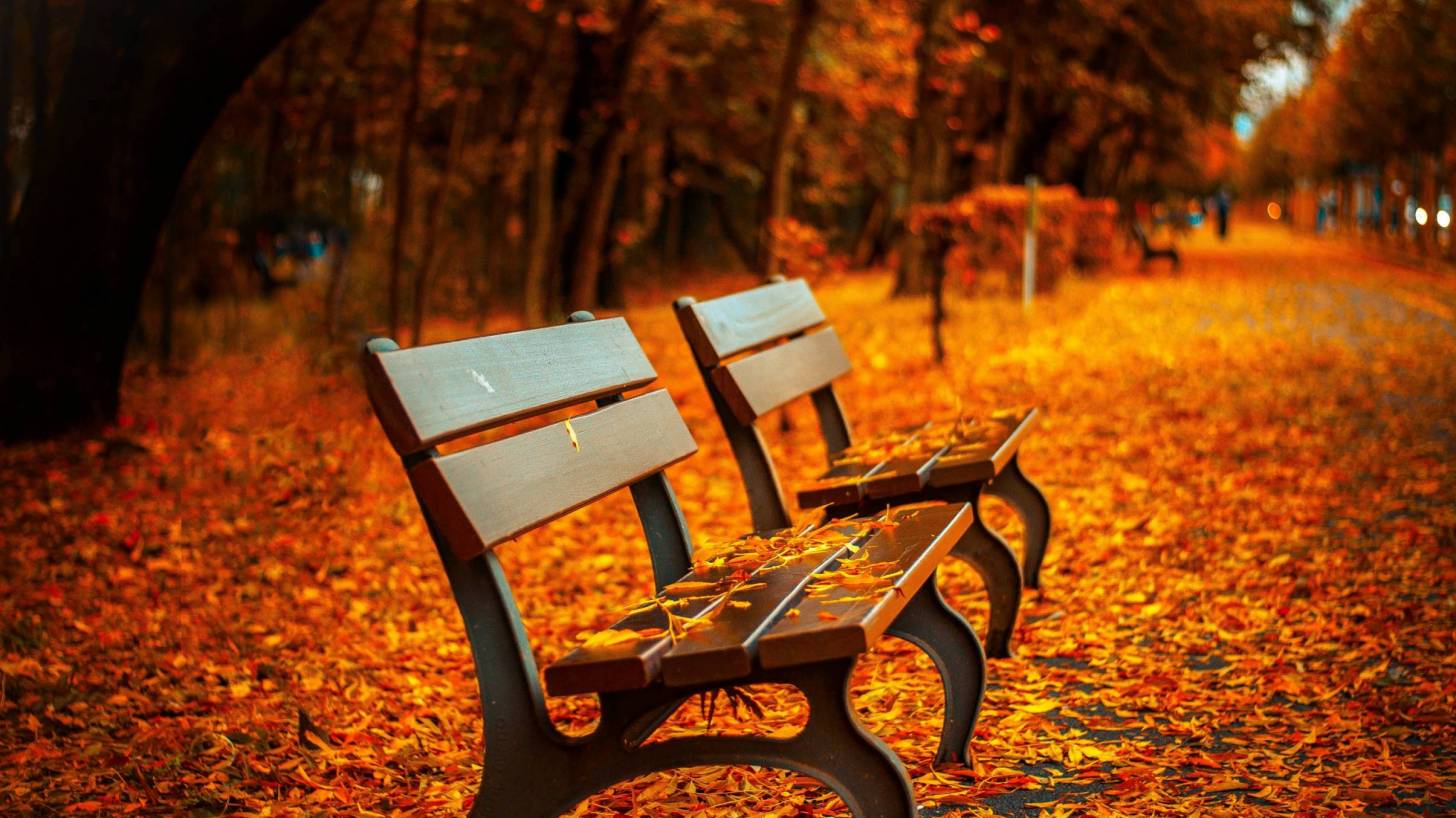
0 0 325 443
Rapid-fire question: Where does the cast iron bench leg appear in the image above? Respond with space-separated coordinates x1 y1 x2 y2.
475 659 917 818
949 487 1022 658
887 580 986 765
985 453 1052 590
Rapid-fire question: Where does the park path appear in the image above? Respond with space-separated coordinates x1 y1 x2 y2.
1 225 1453 817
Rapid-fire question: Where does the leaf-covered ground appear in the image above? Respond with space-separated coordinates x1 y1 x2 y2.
3 227 1454 817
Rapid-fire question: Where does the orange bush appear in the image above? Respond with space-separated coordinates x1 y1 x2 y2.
911 185 1121 294
767 217 847 279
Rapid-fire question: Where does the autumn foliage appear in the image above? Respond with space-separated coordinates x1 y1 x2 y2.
2 229 1454 815
912 186 1120 293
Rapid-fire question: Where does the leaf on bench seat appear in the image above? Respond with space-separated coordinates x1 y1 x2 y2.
547 503 962 693
928 407 1040 486
545 517 875 695
758 503 973 669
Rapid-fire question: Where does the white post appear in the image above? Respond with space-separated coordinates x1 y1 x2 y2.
1023 174 1039 311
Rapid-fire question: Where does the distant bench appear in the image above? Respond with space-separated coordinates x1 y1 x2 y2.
1132 222 1180 269
675 278 1053 657
361 313 989 818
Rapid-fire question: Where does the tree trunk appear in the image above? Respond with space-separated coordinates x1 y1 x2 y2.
851 187 885 268
996 51 1026 184
757 0 819 277
411 87 471 346
522 111 555 326
301 0 381 171
894 0 943 295
550 0 653 313
929 236 948 363
566 131 627 312
323 102 358 339
0 0 325 442
710 190 756 269
388 0 428 340
257 37 297 208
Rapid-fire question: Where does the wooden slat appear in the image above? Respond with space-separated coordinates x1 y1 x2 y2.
795 423 930 509
658 528 862 686
796 461 875 508
544 556 750 695
757 504 972 668
928 409 1040 487
710 328 852 425
860 446 949 499
680 279 827 366
409 389 696 561
364 317 656 454
544 522 865 695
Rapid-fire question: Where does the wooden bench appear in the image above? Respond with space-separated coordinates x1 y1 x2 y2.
1132 222 1180 269
361 313 988 818
674 279 1053 658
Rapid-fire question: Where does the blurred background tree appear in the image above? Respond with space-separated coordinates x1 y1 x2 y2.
0 0 1336 441
1244 0 1456 255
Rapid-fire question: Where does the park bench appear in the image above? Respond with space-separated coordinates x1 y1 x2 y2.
360 313 989 818
1131 222 1180 269
674 278 1053 658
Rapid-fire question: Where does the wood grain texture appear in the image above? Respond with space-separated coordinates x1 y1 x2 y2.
658 525 868 687
408 389 697 561
861 447 949 499
679 279 826 366
757 503 972 668
796 461 876 508
544 521 859 695
795 423 930 509
364 317 657 454
928 409 1040 487
710 328 852 425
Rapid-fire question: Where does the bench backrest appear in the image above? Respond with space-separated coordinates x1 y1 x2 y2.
363 316 702 742
675 279 856 532
676 279 852 425
362 316 698 561
1130 221 1150 248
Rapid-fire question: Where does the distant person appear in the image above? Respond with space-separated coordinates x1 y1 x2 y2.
1215 188 1231 240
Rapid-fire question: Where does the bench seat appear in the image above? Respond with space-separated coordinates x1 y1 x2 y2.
546 502 972 696
798 409 1040 510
